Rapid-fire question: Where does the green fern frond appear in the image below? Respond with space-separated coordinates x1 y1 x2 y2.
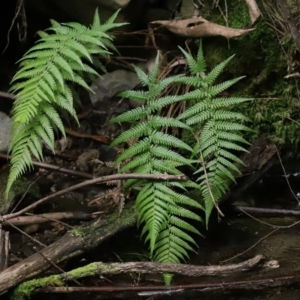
110 122 148 147
148 52 161 85
179 46 205 75
111 40 253 275
118 90 148 102
148 116 190 129
110 106 148 123
204 55 235 85
176 41 253 227
150 160 184 175
110 51 204 267
6 9 124 198
133 65 150 86
151 131 192 152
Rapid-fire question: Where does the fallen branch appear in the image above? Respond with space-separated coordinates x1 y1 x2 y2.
0 202 136 294
2 173 185 221
0 153 94 179
34 272 300 297
234 206 300 217
11 255 278 299
2 212 95 227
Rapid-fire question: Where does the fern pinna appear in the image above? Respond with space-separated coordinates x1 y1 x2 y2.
110 54 203 270
177 42 253 224
6 10 124 197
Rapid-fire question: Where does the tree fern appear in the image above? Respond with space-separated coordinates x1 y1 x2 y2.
6 10 125 197
110 54 203 267
177 41 253 225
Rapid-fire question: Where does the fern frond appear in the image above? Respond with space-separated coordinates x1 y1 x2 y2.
110 51 205 267
116 139 150 163
151 146 190 164
179 46 205 75
151 131 192 152
148 116 190 130
6 10 123 197
175 42 253 228
150 160 184 175
133 65 150 86
148 52 160 85
204 55 235 85
110 122 148 147
112 106 148 123
207 77 245 96
118 90 148 103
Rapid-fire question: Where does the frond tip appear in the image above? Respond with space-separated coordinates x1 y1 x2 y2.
5 10 124 198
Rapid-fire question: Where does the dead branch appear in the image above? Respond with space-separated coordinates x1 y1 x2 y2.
35 272 300 296
11 255 279 299
2 212 95 227
234 206 300 217
0 153 94 179
0 202 136 294
0 91 15 99
1 173 185 222
0 230 9 272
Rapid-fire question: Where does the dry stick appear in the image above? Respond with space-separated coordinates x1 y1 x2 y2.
233 206 300 217
221 228 279 264
275 146 300 204
0 91 15 99
1 173 185 222
10 175 42 214
0 203 137 294
221 208 300 263
2 212 95 227
0 153 94 179
6 218 81 286
2 0 26 54
35 272 300 295
5 219 47 248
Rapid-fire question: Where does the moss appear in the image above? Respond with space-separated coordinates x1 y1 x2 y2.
11 262 125 300
11 277 64 300
194 0 300 152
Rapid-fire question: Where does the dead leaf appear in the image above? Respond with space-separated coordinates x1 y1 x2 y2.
150 16 255 39
245 0 261 24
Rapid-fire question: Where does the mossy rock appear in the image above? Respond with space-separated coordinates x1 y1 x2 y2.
189 0 300 151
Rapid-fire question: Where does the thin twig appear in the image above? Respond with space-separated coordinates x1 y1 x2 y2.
1 173 186 221
0 153 94 179
275 145 300 204
221 208 300 263
0 91 15 99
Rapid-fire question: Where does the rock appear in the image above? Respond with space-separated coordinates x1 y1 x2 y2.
89 69 141 107
0 112 11 152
